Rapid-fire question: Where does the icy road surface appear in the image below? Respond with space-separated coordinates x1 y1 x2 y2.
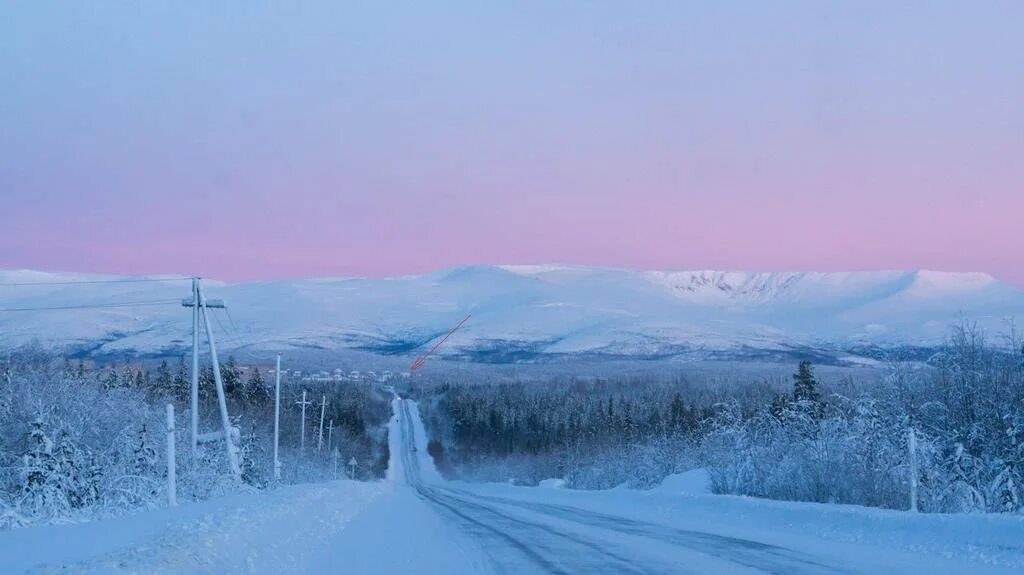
3 398 1023 573
379 399 1024 574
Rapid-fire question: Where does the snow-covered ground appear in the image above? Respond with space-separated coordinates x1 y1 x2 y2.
3 398 1023 574
0 479 384 574
3 266 1022 362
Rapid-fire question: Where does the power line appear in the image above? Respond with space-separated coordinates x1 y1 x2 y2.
210 307 245 350
213 308 266 362
0 277 193 287
224 307 243 336
0 299 181 312
210 308 234 342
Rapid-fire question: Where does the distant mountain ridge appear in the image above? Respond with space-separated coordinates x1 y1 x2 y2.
1 266 1021 365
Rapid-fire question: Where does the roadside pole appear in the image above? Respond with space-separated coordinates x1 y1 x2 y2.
190 279 199 458
273 355 281 480
166 404 177 507
909 426 918 512
317 394 326 452
297 391 311 454
327 419 334 452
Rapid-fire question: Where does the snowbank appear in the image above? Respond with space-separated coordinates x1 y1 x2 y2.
0 479 384 573
652 468 711 495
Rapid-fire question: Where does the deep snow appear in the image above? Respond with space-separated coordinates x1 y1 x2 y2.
2 399 1023 574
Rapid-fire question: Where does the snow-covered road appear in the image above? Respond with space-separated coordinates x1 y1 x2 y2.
390 399 1024 574
396 399 834 574
3 398 1023 573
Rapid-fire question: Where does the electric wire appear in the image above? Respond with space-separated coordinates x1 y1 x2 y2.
0 299 182 312
224 307 242 337
0 276 192 286
210 307 246 351
217 308 274 363
1 278 265 359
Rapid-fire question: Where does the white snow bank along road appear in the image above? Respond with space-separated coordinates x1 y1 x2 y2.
395 398 1024 575
0 479 384 574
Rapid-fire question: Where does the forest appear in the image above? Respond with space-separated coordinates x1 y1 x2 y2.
0 345 391 529
421 321 1024 513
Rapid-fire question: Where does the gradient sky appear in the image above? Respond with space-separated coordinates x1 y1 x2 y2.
1 2 1022 284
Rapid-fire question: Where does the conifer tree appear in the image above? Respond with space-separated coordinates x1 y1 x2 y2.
669 394 687 433
221 356 241 395
239 428 265 487
133 369 149 392
130 423 157 475
101 366 120 390
53 430 96 509
122 365 137 389
172 355 189 402
793 361 821 404
20 418 63 516
245 367 266 403
199 365 215 399
155 360 173 395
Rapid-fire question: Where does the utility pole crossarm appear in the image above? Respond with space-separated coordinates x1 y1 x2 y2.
182 298 225 308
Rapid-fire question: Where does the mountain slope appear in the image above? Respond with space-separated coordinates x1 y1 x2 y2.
0 266 1020 364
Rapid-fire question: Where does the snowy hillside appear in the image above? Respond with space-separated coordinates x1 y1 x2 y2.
1 266 1021 364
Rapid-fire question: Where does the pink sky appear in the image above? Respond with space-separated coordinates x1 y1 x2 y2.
2 3 1022 286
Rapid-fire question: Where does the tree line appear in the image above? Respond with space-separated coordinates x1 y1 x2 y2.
420 321 1024 512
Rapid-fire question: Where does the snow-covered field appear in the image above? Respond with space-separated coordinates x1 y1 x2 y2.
2 266 1022 363
3 398 1022 574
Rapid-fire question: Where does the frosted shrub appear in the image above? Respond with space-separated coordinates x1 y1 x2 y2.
0 346 391 530
705 323 1024 513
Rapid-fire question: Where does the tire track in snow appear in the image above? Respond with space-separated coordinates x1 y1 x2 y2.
397 399 739 574
442 487 846 575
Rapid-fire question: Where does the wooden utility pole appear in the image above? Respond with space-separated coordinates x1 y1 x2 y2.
327 419 334 452
317 394 327 452
273 355 282 480
181 278 240 481
190 278 199 457
909 426 919 512
166 404 177 507
297 390 311 454
197 280 241 480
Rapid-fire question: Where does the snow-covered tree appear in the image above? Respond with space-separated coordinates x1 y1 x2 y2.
221 356 241 395
19 418 64 517
244 367 266 404
154 360 173 396
172 355 190 402
130 423 158 476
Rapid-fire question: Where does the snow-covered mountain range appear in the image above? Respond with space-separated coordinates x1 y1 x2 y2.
1 266 1021 365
